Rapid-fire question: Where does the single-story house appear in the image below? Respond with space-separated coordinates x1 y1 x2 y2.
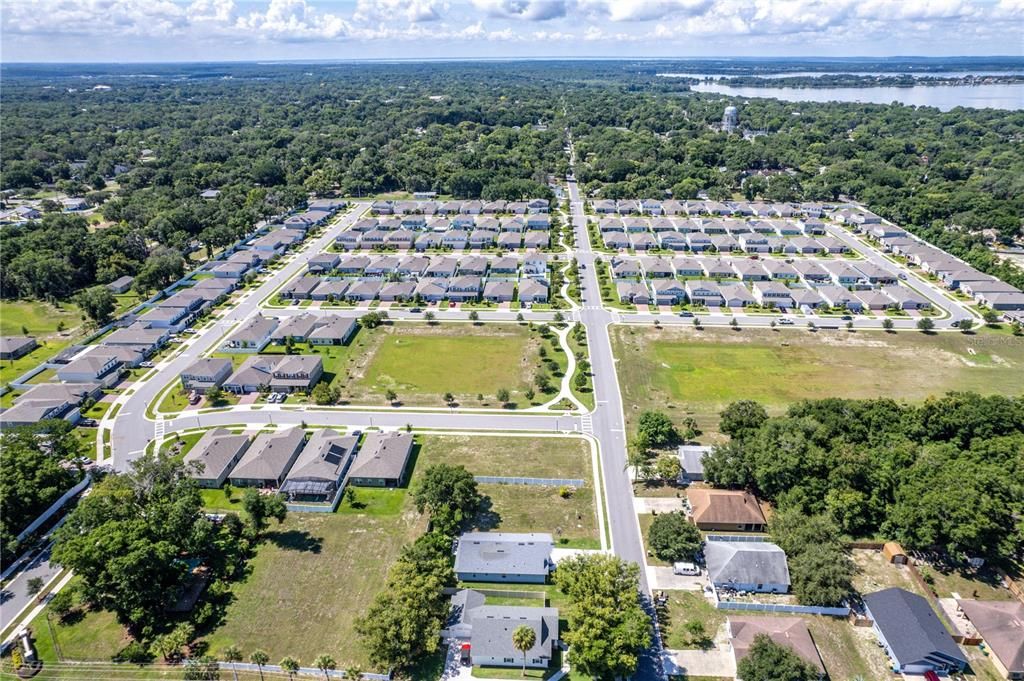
448 276 483 302
184 428 252 488
56 353 122 387
221 315 278 352
816 285 863 312
102 323 169 354
687 488 767 532
347 432 414 487
415 279 448 302
379 281 417 302
280 276 322 300
310 279 350 301
229 426 307 488
617 281 651 305
863 588 967 675
455 532 553 583
672 257 704 277
955 599 1024 680
0 336 38 360
705 540 791 594
518 279 549 304
180 357 233 393
720 283 756 308
752 281 794 309
280 430 358 502
483 280 515 303
345 280 383 301
445 590 559 670
790 288 826 310
729 617 825 678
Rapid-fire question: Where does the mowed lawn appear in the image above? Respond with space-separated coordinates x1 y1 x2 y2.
0 300 83 387
203 508 425 667
350 324 537 406
416 435 599 547
612 326 1024 439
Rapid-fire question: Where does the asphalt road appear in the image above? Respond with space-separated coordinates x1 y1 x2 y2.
0 541 60 632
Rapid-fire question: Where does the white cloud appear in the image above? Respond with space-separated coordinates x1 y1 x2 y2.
354 0 448 23
470 0 569 20
579 0 713 22
0 0 1020 53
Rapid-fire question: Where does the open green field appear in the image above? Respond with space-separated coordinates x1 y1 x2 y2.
355 324 535 404
612 325 1024 439
0 300 82 336
202 507 426 667
416 435 599 547
0 301 84 388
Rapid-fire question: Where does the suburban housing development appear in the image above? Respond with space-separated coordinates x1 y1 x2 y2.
2 55 1022 681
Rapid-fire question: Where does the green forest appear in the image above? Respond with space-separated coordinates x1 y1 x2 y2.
2 61 1022 301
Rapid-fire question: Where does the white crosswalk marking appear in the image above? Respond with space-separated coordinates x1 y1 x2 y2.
581 413 594 434
154 419 166 441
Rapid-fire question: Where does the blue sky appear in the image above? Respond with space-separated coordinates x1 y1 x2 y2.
2 0 1022 62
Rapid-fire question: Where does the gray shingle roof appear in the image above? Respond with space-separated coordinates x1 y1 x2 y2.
864 588 967 668
185 428 251 482
704 541 790 588
349 432 413 482
230 427 306 482
454 532 553 577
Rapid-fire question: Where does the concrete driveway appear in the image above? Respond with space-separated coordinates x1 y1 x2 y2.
664 646 736 678
634 497 685 513
647 566 707 591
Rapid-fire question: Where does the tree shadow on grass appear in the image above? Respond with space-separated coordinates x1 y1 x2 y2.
265 529 323 553
470 496 502 531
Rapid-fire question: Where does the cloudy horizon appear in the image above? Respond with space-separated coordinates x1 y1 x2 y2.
2 0 1023 63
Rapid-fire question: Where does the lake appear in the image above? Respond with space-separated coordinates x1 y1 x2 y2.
687 81 1024 111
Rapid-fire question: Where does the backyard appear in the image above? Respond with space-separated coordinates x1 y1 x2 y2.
612 325 1024 439
415 435 599 548
202 504 426 666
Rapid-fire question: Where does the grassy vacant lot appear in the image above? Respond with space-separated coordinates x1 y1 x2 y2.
660 590 725 649
612 325 1024 439
803 615 892 680
26 579 128 663
0 300 84 388
203 507 426 666
348 323 541 407
416 435 598 548
0 300 82 336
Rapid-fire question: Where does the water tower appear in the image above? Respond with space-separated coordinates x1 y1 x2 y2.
722 105 738 132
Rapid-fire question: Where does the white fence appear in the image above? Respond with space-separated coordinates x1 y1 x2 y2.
715 601 850 617
16 475 91 542
474 475 584 487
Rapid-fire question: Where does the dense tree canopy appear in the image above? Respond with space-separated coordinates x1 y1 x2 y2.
0 421 83 559
705 393 1024 560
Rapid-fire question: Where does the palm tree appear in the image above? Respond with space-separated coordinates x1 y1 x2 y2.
511 625 537 677
222 645 242 681
250 650 269 681
280 656 300 680
345 667 364 681
313 655 336 680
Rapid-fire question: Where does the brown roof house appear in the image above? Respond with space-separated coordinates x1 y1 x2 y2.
956 600 1024 680
687 489 767 532
729 616 825 678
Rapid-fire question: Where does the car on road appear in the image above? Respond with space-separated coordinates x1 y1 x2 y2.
291 299 300 306
898 272 908 280
778 318 794 325
679 311 694 317
409 307 422 313
841 315 853 320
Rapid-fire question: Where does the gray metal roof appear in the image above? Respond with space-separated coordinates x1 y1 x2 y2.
864 588 967 668
678 445 710 477
454 532 553 577
705 541 790 587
